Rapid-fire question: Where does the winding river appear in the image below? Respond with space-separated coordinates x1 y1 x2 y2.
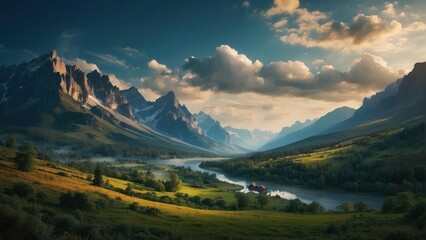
145 158 386 210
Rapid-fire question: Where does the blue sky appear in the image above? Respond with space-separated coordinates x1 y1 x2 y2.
1 0 425 131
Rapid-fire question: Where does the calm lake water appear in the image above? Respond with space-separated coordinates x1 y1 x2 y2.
144 158 386 210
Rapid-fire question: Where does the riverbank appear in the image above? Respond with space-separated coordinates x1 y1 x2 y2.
143 158 386 210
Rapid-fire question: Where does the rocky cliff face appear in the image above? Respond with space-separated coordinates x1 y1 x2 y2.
86 70 133 119
398 62 426 105
326 62 426 135
0 50 63 117
0 50 133 120
120 87 147 108
122 89 210 146
64 65 93 103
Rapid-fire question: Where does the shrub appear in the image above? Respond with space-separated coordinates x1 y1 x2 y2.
93 165 103 187
337 202 353 213
202 198 215 207
382 192 416 213
59 191 93 210
143 207 161 216
50 214 78 234
57 172 69 177
36 191 47 201
129 202 139 211
7 182 35 199
354 201 368 212
307 201 324 214
0 203 54 240
14 142 38 172
216 199 227 209
234 192 249 210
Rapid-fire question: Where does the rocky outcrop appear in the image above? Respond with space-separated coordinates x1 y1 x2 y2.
0 50 134 120
398 62 426 105
86 70 133 119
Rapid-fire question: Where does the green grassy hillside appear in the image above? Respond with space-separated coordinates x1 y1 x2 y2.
1 145 422 239
203 123 426 194
0 92 213 159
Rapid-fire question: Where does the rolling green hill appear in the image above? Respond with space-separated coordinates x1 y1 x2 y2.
1 145 424 239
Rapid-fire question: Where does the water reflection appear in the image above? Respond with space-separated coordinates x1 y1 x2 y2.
144 158 385 210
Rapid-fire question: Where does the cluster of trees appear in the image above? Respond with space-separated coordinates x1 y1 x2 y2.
284 199 325 214
202 123 426 195
382 191 426 229
176 166 219 188
128 191 230 210
0 182 178 240
68 161 182 193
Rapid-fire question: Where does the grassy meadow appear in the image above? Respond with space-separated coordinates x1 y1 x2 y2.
1 144 423 239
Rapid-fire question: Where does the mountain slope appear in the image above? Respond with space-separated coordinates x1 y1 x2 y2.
260 107 355 151
270 62 426 152
193 111 231 143
259 119 318 150
121 88 245 154
224 126 275 150
0 50 216 156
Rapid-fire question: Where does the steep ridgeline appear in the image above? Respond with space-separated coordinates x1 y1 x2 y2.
326 62 426 135
269 62 426 152
0 50 221 156
0 50 132 120
87 70 133 119
120 88 243 153
193 111 231 143
224 126 276 150
260 107 355 151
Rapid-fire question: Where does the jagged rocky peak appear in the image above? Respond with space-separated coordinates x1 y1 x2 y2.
398 62 426 103
64 64 93 103
120 86 147 107
86 70 131 114
156 91 180 108
47 49 67 75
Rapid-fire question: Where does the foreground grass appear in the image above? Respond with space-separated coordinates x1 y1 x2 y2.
0 153 420 239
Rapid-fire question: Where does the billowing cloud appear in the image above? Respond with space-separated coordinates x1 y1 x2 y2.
259 61 313 87
148 59 172 74
281 14 402 49
382 2 405 18
346 53 401 90
405 21 426 32
182 45 263 93
265 0 300 17
65 58 100 73
141 59 212 101
181 45 402 101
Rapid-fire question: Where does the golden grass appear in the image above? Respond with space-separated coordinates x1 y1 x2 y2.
0 157 404 239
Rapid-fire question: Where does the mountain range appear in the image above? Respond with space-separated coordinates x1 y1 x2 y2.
266 62 426 152
1 50 425 157
224 126 276 150
0 50 243 156
260 107 355 151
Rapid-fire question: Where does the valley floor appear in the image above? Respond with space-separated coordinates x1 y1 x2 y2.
0 149 422 239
